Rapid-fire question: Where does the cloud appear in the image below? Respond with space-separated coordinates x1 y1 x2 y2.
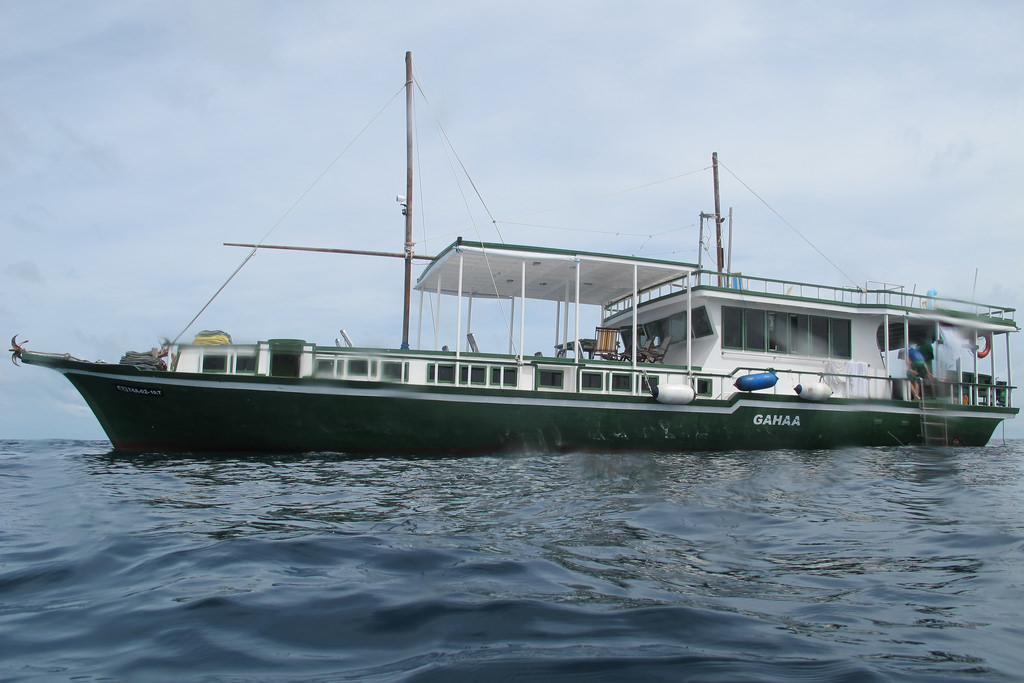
2 261 43 283
2 1 1022 439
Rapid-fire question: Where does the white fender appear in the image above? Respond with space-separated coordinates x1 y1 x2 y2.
652 384 696 405
794 382 832 401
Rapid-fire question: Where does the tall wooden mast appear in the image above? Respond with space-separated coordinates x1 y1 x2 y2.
401 51 414 349
712 152 724 279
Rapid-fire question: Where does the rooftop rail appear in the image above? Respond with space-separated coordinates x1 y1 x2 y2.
605 269 1016 323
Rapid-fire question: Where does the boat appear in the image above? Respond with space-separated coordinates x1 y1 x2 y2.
10 55 1018 453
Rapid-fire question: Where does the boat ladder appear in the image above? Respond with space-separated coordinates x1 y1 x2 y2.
919 401 948 446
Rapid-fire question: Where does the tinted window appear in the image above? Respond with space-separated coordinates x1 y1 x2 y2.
236 356 256 373
539 370 563 388
722 307 743 348
691 306 714 338
789 314 809 355
810 316 830 356
745 309 766 351
202 355 227 373
831 319 851 358
767 312 787 352
270 352 300 378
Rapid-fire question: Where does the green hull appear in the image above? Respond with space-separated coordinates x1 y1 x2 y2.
25 353 1013 453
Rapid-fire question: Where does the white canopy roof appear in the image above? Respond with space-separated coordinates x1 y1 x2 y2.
414 240 694 307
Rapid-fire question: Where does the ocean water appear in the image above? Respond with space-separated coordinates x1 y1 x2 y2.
2 440 1023 682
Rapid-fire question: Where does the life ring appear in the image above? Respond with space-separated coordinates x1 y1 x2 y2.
975 331 992 358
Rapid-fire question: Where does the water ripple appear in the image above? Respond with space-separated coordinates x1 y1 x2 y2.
1 441 1022 680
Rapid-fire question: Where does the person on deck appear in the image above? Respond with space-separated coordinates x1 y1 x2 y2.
906 344 933 399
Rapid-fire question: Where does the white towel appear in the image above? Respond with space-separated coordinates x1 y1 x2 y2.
848 361 869 397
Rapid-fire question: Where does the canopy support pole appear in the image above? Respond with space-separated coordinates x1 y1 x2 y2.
573 260 582 360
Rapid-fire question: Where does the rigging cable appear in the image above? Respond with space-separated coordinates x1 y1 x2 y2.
494 166 709 227
410 72 504 246
436 123 505 244
411 71 516 347
408 167 709 247
171 86 407 345
717 159 863 291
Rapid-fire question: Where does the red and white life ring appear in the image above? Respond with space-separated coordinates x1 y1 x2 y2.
975 331 992 358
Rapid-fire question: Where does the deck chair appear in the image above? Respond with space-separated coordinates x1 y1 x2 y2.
593 327 620 360
643 335 672 363
632 337 655 363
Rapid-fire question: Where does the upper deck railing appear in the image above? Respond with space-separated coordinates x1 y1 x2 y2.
605 269 1016 324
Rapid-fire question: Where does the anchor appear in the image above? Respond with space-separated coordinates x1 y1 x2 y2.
10 335 26 365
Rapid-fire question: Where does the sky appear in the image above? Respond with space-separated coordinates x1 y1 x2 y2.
2 1 1022 440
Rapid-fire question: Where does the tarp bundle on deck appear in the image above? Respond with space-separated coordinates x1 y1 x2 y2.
193 330 232 345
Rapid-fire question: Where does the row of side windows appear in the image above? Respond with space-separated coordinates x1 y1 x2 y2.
201 353 715 397
429 364 518 387
202 354 407 380
582 372 713 395
627 306 715 348
201 351 302 377
580 372 633 392
316 358 406 381
202 354 256 373
722 307 851 358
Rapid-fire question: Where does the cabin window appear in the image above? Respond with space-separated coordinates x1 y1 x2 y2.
270 352 301 378
642 321 665 346
611 373 632 392
726 307 851 359
659 307 714 346
667 314 685 343
744 309 767 351
691 307 714 338
810 316 830 356
491 367 518 387
347 359 369 376
722 307 744 349
235 356 256 373
789 314 810 355
645 317 706 346
581 372 603 390
644 375 660 393
696 378 712 396
202 355 227 373
316 359 335 377
460 365 486 385
831 319 852 358
382 362 404 381
428 363 455 383
768 312 787 352
539 370 564 389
